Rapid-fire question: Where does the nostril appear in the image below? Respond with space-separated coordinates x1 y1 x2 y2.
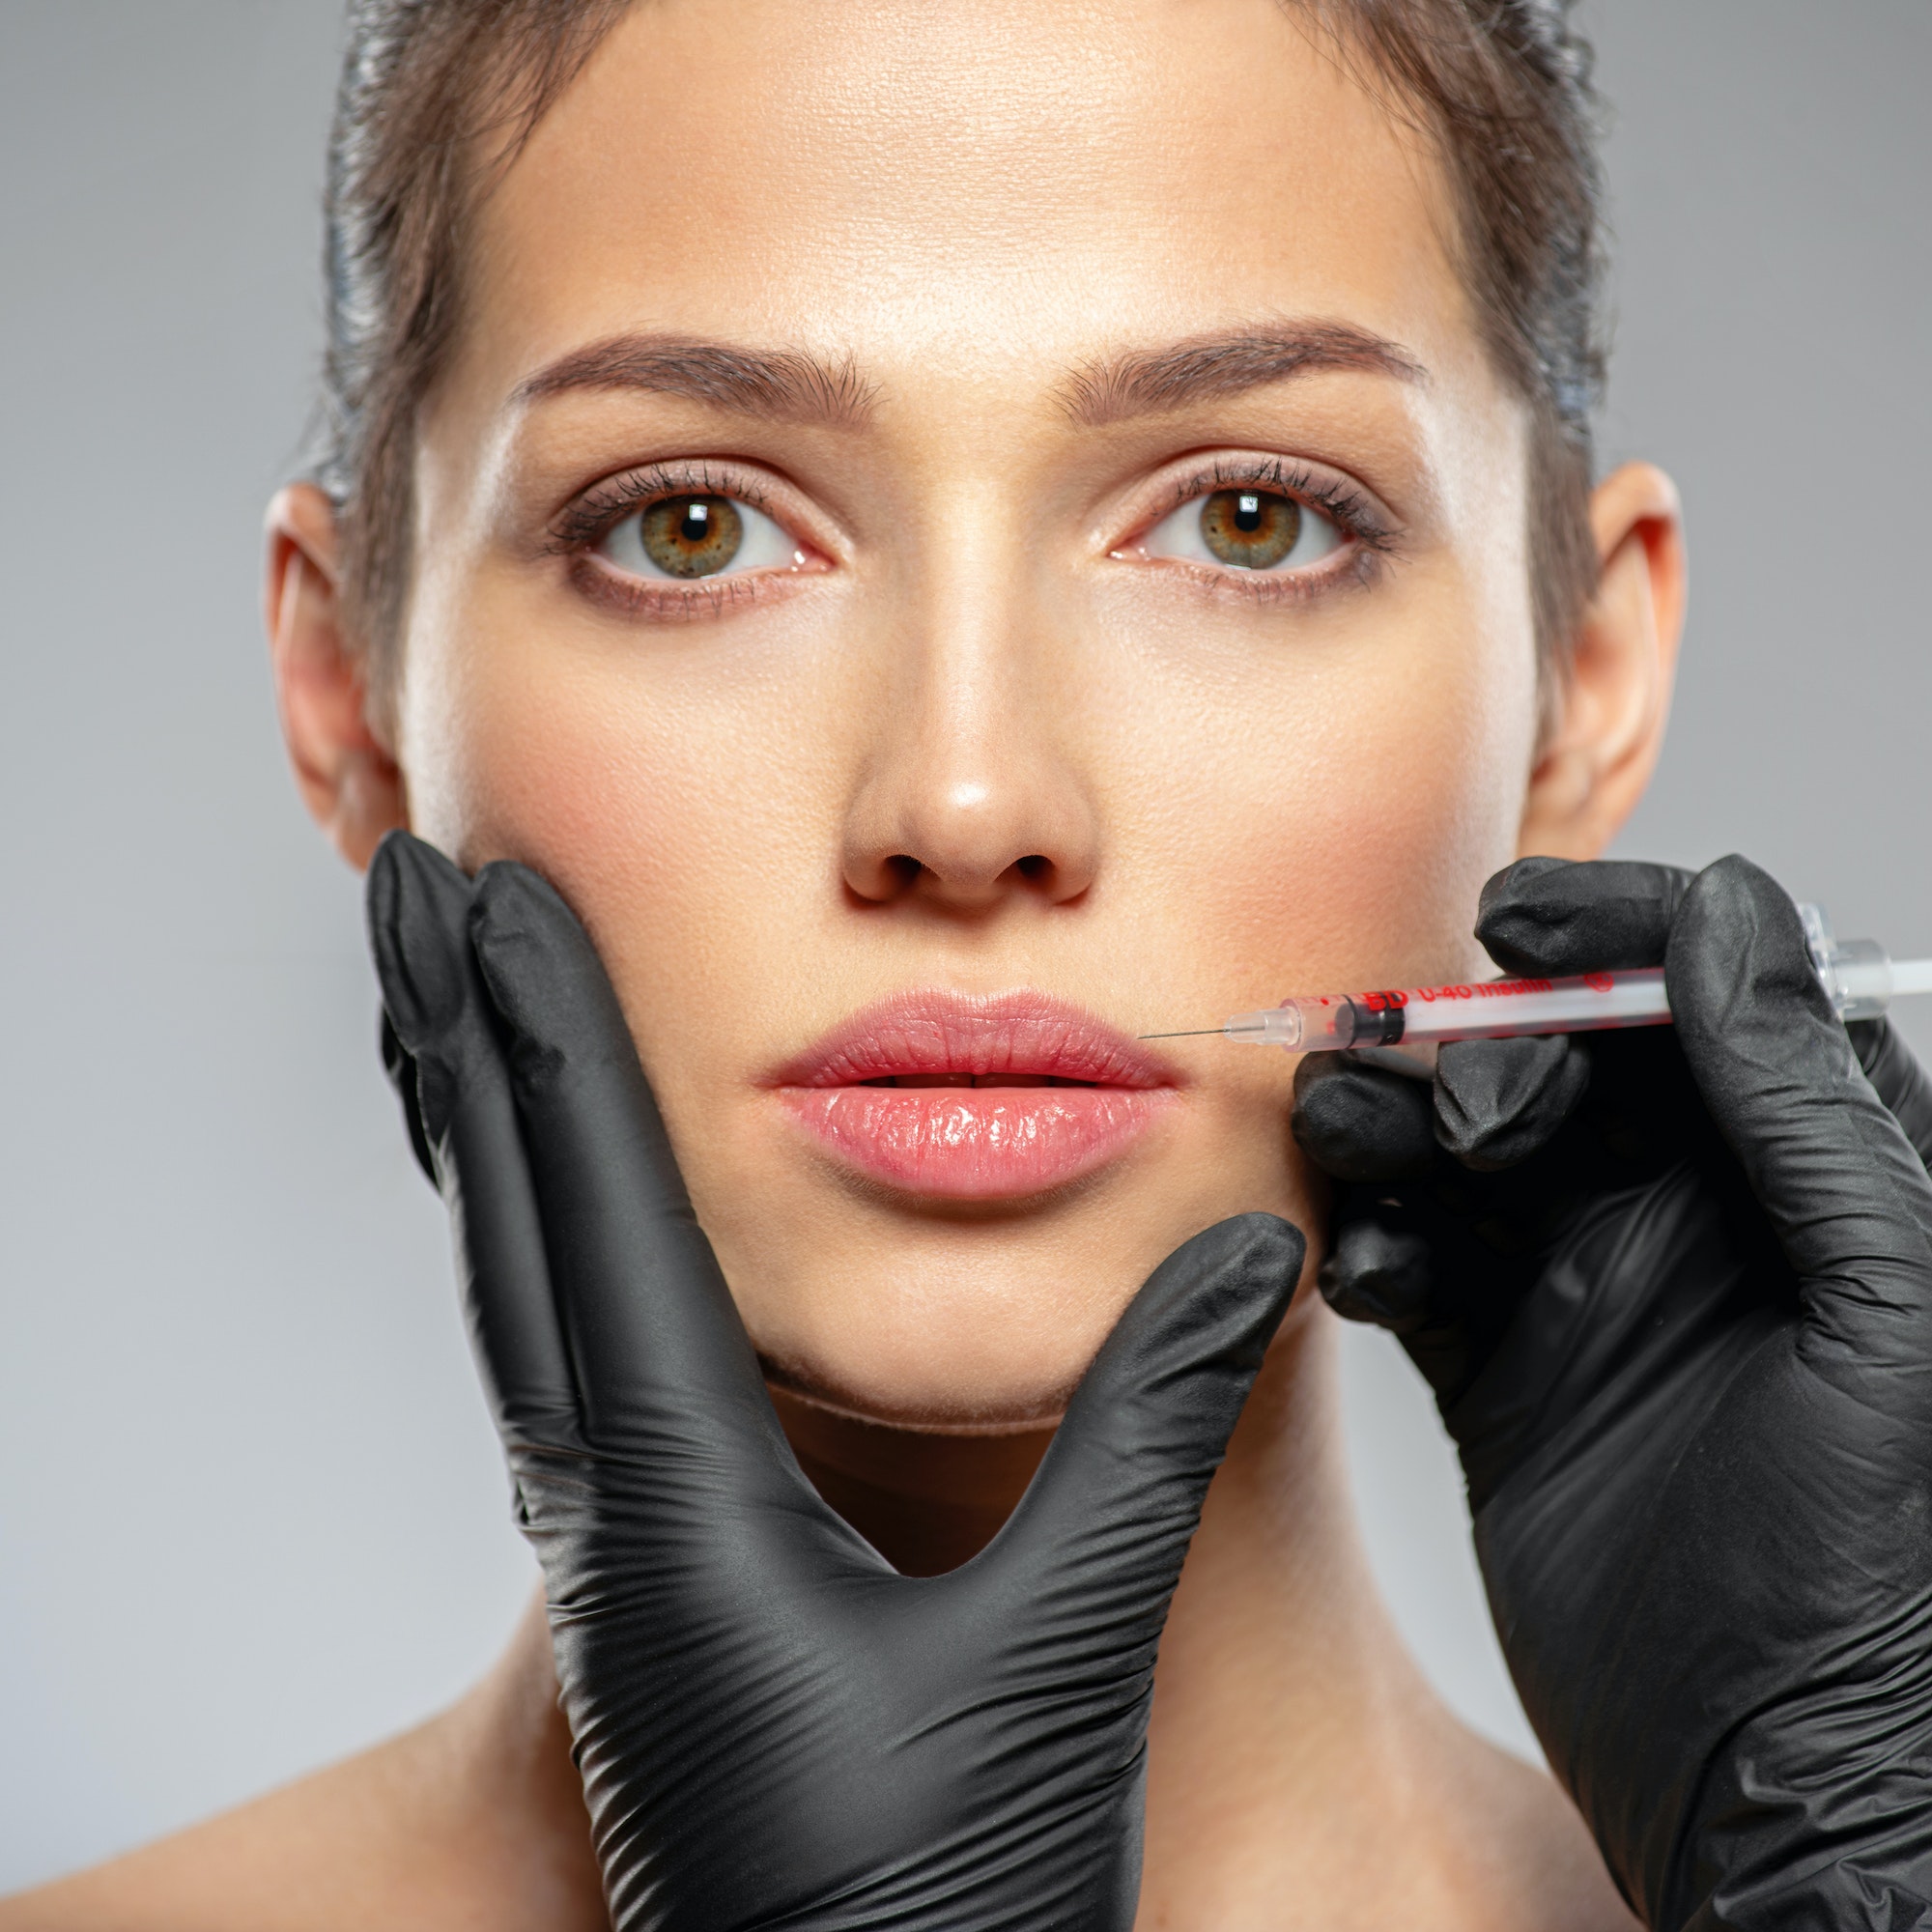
885 855 923 890
1016 855 1051 882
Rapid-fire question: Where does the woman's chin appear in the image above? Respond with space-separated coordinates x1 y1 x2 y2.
753 1322 1101 1433
706 1121 1317 1433
738 1261 1135 1433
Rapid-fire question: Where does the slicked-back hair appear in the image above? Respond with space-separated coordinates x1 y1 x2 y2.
314 0 1605 707
316 0 632 682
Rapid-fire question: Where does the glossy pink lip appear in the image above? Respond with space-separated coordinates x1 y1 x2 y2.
770 990 1180 1201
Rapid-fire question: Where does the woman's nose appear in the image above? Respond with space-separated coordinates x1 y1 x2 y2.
840 600 1100 915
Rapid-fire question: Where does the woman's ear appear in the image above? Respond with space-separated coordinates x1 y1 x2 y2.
1516 461 1686 861
265 483 407 871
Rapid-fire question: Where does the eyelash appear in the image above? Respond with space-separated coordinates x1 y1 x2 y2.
546 462 808 617
1131 457 1398 602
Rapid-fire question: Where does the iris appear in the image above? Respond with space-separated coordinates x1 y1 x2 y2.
640 495 745 577
1199 489 1300 569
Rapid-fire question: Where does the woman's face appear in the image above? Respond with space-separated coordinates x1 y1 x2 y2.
394 0 1566 1426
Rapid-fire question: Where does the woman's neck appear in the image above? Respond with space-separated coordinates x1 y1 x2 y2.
766 1382 1057 1577
779 1298 1635 1932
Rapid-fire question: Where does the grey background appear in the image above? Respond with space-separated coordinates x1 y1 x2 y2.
1 0 1926 1891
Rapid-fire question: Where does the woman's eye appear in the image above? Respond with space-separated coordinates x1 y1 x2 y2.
596 493 799 581
1140 487 1343 573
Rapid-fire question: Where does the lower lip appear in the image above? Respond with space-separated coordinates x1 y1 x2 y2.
780 1084 1173 1200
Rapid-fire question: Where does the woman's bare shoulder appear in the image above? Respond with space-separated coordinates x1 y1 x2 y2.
0 1594 607 1932
1442 1728 1642 1932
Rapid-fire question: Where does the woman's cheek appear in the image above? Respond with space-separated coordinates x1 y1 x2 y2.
1182 676 1531 1005
1284 613 1540 986
407 593 825 932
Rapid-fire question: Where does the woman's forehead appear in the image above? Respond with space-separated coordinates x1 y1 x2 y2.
458 0 1483 415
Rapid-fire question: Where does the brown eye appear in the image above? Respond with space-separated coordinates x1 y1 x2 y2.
594 488 798 588
639 495 744 578
1199 489 1300 569
1139 476 1344 577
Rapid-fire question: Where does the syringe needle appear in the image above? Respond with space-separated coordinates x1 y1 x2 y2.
1137 1028 1229 1039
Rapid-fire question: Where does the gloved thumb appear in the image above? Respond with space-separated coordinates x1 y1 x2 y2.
1669 855 1932 1379
992 1214 1303 1613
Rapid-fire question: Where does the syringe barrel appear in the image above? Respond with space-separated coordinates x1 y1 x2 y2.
1219 906 1917 1054
1226 969 1674 1049
1348 970 1673 1046
1800 905 1893 1021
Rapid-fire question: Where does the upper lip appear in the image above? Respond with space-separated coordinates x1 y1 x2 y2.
770 989 1179 1090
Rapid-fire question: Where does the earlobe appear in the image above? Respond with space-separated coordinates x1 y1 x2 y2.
1517 462 1686 862
265 483 407 871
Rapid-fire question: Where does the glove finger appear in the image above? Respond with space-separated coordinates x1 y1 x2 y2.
1321 1192 1506 1408
1292 1054 1435 1182
379 1009 438 1183
468 861 809 1491
1434 1034 1590 1172
1849 1019 1932 1176
366 833 581 1449
1669 855 1932 1373
996 1214 1301 1614
1319 1211 1433 1333
1476 857 1695 977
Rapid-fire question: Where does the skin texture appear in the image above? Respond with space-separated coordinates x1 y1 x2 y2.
5 2 1686 1925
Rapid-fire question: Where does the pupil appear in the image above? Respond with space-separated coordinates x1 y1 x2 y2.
680 503 711 542
1235 493 1263 532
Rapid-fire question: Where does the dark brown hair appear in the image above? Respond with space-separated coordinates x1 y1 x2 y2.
314 0 1605 696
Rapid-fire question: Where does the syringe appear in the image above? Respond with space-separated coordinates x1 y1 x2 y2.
1141 906 1932 1053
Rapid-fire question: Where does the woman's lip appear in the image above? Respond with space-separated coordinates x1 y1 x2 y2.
770 989 1178 1090
770 990 1180 1201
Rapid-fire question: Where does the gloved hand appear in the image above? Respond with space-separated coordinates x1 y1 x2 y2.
1294 853 1932 1931
366 831 1303 1932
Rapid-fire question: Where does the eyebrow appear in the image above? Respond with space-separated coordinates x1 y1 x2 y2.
1062 323 1426 426
513 333 877 426
513 321 1420 433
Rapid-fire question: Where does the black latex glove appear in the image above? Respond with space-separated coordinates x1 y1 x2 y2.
367 831 1303 1932
1294 853 1932 1931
